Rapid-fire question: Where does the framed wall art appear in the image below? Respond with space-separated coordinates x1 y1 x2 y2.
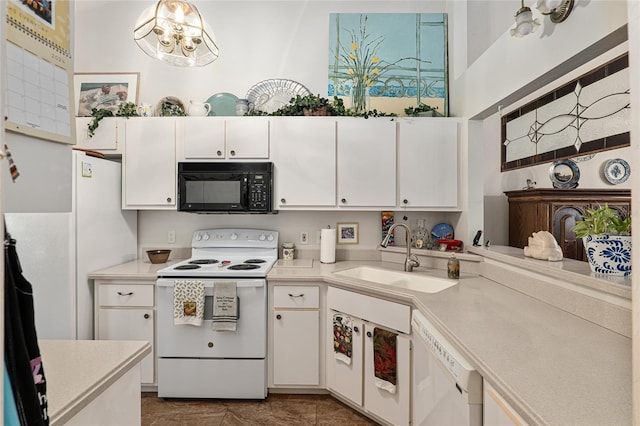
337 223 359 244
501 53 630 171
74 72 140 117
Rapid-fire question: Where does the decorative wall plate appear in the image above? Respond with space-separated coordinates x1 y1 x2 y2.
549 159 580 189
603 158 630 185
206 92 238 116
246 79 311 113
431 223 454 240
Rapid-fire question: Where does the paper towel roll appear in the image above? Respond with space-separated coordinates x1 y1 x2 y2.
320 228 337 264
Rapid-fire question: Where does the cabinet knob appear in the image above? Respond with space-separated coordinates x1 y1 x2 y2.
217 150 222 156
276 314 282 320
208 342 214 348
117 291 133 296
341 198 347 204
230 150 236 156
366 331 372 338
280 198 286 204
144 313 150 319
166 197 172 203
403 199 408 204
353 326 359 333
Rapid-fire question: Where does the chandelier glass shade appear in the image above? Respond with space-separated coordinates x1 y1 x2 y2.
510 0 540 38
134 0 219 67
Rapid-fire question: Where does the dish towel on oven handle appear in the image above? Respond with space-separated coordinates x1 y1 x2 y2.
212 281 238 332
333 313 353 365
373 327 397 394
173 280 205 326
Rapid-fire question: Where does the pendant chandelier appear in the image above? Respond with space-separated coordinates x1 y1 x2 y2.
133 0 219 67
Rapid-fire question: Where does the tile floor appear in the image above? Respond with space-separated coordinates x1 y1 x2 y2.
141 393 379 425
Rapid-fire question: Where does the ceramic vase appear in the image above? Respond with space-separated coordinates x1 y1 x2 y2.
583 234 632 276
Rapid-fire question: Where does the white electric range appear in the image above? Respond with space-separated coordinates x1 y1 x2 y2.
156 228 278 399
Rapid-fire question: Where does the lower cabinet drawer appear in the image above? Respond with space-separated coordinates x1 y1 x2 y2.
98 284 154 307
273 285 319 309
327 286 410 334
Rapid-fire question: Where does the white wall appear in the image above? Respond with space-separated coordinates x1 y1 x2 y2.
74 1 448 109
75 0 473 255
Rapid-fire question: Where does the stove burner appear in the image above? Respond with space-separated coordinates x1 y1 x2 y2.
174 264 201 270
228 264 261 270
244 259 266 264
189 259 219 265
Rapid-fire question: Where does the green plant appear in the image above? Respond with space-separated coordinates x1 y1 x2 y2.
404 103 439 117
572 204 631 238
247 94 396 119
160 101 186 117
87 102 139 138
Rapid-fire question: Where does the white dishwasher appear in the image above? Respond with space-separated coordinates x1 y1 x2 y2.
412 310 483 426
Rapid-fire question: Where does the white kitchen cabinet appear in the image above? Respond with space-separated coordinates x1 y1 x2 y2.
336 118 396 207
270 285 321 387
397 119 459 209
177 117 269 160
226 117 270 158
483 380 529 426
123 118 176 209
75 117 124 154
95 280 156 385
271 118 336 207
327 286 411 425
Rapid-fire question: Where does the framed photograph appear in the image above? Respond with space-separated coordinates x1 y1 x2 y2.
74 72 140 117
337 222 359 244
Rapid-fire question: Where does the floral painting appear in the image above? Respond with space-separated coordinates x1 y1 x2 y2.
328 13 448 116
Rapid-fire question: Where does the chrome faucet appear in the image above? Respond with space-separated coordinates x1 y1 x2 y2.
380 223 420 272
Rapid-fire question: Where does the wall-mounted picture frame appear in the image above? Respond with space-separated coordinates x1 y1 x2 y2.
74 72 140 117
337 222 359 244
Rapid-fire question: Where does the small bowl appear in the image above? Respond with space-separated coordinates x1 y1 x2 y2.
147 249 171 264
437 239 463 251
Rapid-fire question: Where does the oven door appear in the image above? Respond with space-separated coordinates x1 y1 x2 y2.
177 171 249 212
156 279 266 358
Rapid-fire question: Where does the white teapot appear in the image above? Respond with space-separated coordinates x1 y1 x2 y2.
188 100 211 116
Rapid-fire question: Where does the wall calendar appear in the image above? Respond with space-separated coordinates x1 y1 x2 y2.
5 0 74 144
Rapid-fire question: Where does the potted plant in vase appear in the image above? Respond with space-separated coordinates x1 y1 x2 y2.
572 204 632 276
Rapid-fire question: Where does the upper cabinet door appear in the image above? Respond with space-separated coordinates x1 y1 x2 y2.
177 117 225 160
75 117 123 153
337 118 396 207
226 117 270 159
271 118 336 207
397 119 458 208
123 118 176 209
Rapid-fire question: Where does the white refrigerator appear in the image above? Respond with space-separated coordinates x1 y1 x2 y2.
5 151 137 340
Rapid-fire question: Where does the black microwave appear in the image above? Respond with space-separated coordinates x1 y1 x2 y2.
177 162 273 213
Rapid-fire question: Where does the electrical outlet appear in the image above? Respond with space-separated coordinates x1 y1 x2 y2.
168 230 176 244
300 231 309 244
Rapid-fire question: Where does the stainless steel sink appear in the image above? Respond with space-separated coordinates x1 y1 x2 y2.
332 266 457 293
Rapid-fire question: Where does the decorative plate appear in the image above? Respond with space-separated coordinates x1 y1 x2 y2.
246 79 311 113
206 92 238 116
431 223 454 240
603 158 630 185
549 159 580 189
156 96 186 116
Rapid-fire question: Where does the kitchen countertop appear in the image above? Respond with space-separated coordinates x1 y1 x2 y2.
89 258 181 280
269 255 631 426
90 252 631 425
40 339 151 425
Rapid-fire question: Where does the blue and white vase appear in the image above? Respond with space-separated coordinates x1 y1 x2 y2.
583 234 632 276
